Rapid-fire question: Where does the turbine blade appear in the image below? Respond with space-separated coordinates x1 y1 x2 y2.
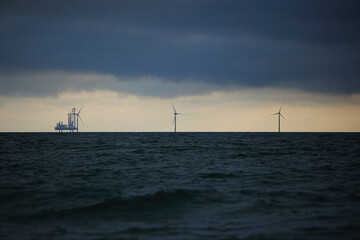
270 113 278 116
172 116 175 125
78 115 84 126
279 99 286 112
78 105 84 114
280 113 286 120
171 103 177 113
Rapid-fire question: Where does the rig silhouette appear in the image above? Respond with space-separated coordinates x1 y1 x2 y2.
55 107 83 132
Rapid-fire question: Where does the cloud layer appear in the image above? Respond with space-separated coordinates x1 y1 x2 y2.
1 0 359 96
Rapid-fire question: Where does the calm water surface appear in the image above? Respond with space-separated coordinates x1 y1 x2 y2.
0 132 360 239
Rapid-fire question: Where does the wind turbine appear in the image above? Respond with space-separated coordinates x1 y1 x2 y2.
172 103 181 132
272 104 285 132
76 106 84 132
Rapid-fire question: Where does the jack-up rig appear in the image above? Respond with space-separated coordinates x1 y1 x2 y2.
55 107 83 132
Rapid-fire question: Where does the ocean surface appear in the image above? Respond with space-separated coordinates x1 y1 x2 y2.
0 132 360 239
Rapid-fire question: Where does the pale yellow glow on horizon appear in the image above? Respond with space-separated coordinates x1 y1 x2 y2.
0 89 360 132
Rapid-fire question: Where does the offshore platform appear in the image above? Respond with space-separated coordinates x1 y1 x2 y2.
55 107 83 132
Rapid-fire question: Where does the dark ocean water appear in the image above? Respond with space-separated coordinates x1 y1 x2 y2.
0 132 360 240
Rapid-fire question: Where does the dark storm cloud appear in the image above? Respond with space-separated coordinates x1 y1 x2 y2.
0 0 359 96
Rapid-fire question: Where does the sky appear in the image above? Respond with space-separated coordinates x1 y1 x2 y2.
0 0 360 132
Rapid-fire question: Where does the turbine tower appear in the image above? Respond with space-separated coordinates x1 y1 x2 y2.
272 104 285 132
172 103 181 132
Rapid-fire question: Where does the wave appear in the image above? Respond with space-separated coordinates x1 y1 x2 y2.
199 172 241 179
29 189 218 220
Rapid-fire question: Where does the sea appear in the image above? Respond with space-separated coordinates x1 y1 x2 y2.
0 132 359 240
